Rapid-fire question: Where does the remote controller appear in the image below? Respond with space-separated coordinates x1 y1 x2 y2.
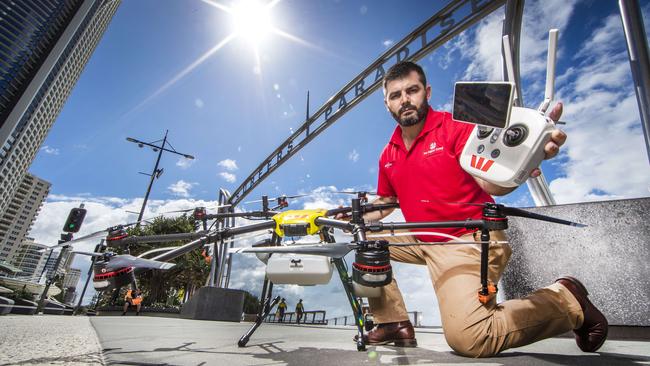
457 29 559 188
459 107 555 187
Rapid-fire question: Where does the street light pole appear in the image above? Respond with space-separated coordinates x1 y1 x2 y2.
126 130 195 225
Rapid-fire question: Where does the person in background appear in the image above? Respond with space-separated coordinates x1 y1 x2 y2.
122 288 143 316
295 299 304 323
277 298 287 322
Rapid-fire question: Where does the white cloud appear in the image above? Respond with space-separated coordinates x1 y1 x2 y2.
348 148 360 163
194 98 204 108
217 159 238 171
219 172 237 183
359 5 367 15
41 145 60 155
383 39 394 48
167 180 196 197
176 157 195 169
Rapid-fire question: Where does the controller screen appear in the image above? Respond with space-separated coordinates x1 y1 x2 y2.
453 83 513 128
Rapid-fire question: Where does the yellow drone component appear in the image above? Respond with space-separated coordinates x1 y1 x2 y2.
272 209 328 237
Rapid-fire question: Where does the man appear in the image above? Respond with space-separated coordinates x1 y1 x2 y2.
122 288 143 316
295 299 305 323
358 61 607 357
277 298 287 322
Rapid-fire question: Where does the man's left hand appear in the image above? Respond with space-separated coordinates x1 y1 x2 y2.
530 102 567 178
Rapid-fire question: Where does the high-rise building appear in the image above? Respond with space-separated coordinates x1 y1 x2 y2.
63 267 81 305
0 172 50 263
0 0 121 215
9 238 48 281
63 267 81 289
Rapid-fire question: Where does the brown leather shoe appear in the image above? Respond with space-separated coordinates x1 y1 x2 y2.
556 276 608 352
353 320 417 347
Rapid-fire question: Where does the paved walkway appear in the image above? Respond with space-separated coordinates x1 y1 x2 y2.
0 315 103 365
1 315 649 365
91 316 650 366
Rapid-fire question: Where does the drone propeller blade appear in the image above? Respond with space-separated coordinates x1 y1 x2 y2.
163 208 194 214
245 194 309 204
501 206 586 227
233 242 357 259
106 255 175 270
332 191 377 196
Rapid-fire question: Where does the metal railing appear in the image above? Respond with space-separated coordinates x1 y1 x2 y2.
265 310 327 324
326 311 422 328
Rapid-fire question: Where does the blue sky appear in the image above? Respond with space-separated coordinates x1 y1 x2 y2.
26 0 650 323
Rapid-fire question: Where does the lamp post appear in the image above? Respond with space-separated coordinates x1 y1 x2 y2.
126 130 194 225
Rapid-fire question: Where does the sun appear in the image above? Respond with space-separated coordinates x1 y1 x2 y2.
230 0 273 44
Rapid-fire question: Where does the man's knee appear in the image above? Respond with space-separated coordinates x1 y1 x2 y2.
444 324 501 358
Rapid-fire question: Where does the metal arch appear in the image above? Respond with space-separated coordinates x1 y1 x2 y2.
226 0 507 207
214 188 235 288
619 0 650 165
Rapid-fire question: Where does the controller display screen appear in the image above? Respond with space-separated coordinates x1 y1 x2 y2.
453 82 513 128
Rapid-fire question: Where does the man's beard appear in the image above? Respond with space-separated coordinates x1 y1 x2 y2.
391 102 429 127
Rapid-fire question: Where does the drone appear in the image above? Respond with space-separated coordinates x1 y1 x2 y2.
95 194 582 351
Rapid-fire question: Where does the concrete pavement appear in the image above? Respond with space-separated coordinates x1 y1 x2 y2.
1 315 649 365
91 316 650 366
0 315 103 365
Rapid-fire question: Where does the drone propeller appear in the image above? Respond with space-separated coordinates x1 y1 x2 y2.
421 200 586 227
233 238 509 259
232 242 358 259
162 204 232 214
497 205 586 227
73 251 175 270
332 190 377 196
244 194 309 205
42 218 154 251
105 254 175 270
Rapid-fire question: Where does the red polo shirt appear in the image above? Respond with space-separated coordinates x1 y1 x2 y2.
377 107 494 242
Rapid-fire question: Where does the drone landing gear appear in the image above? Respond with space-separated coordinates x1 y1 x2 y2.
477 228 498 305
333 257 367 351
238 277 280 347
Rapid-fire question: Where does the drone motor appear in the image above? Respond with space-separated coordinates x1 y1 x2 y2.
352 241 392 297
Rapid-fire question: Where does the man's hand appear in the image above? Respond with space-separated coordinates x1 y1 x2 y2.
530 102 567 178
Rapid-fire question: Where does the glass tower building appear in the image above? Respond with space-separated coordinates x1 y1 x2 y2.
0 0 121 215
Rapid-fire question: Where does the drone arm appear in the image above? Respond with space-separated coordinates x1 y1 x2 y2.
219 220 276 239
110 231 210 247
314 217 355 232
368 219 485 232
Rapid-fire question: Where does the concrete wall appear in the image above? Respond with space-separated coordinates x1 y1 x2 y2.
501 197 650 326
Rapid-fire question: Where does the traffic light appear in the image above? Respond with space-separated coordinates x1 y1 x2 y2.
62 207 87 233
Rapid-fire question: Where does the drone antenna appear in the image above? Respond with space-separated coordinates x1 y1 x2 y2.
539 29 558 114
502 35 519 105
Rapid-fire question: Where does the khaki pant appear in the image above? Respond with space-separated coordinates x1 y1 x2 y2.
368 230 584 358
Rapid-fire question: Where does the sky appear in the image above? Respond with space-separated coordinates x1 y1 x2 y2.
23 0 650 325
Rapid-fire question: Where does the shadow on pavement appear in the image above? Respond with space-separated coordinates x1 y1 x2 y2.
100 341 650 366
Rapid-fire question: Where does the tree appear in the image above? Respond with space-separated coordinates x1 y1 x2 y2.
242 290 261 314
124 215 210 305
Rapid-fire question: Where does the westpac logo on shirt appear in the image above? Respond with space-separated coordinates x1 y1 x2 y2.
423 141 444 156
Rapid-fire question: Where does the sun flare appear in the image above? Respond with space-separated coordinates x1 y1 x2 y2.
231 0 273 44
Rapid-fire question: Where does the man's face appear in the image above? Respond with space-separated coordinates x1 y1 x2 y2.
384 70 431 127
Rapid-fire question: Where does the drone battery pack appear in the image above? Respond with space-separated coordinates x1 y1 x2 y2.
266 254 333 285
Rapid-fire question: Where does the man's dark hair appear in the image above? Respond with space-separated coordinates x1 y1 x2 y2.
383 61 427 89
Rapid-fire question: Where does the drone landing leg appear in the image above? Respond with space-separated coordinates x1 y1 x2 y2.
332 258 366 351
238 278 280 347
477 229 497 304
